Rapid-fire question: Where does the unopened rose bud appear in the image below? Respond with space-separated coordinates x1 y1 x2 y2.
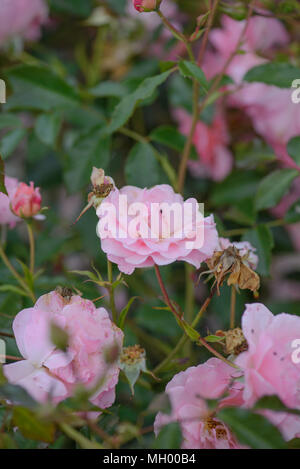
133 0 161 13
11 182 41 218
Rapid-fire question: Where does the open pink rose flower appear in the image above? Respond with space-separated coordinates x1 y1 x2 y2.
0 176 20 228
236 303 300 410
11 182 42 218
4 290 124 409
0 0 48 46
174 107 233 181
154 358 243 449
96 184 219 274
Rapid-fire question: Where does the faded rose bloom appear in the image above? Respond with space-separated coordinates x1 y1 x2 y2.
11 182 42 218
0 0 48 46
154 358 243 449
174 107 233 181
218 238 258 270
4 290 124 409
235 303 300 410
133 0 160 12
0 176 20 228
96 184 219 275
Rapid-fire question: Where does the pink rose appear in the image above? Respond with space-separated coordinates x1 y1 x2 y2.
133 0 160 13
174 107 233 181
96 184 219 274
11 181 42 218
236 303 300 410
0 0 48 46
0 176 20 228
4 290 124 409
154 358 243 449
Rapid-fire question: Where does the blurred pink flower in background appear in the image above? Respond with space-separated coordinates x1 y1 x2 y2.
0 0 48 46
11 181 42 218
174 107 233 181
236 303 300 410
154 358 243 449
0 176 20 228
203 14 300 170
4 290 123 409
96 184 219 274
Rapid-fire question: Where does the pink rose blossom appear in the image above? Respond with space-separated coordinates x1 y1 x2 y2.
0 0 48 46
0 176 20 228
4 290 124 409
11 181 42 218
174 107 233 181
96 184 219 275
154 358 242 449
133 0 159 12
235 303 300 409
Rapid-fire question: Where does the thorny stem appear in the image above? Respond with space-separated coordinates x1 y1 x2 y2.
230 286 237 329
107 259 118 324
154 264 181 321
0 244 36 303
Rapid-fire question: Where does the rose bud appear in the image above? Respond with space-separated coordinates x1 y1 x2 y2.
11 182 42 218
133 0 161 13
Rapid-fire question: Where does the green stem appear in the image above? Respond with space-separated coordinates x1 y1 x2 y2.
154 264 181 321
59 423 103 449
0 244 36 303
107 259 118 324
26 222 35 275
183 263 195 357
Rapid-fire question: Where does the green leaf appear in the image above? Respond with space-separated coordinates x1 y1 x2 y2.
0 113 22 130
242 225 274 276
0 434 18 449
211 171 260 207
254 395 300 416
125 142 164 187
285 198 300 223
13 407 55 444
255 169 298 211
154 422 182 449
5 65 80 111
118 297 139 330
150 125 198 160
287 136 300 166
235 139 276 169
64 126 110 193
0 128 26 159
178 60 209 92
180 319 200 342
89 81 127 98
34 113 62 147
0 285 28 297
205 334 225 343
243 62 300 88
218 408 287 449
0 383 37 409
50 0 93 17
105 70 173 134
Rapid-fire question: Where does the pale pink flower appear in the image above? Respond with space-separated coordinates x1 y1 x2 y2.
4 290 124 409
218 238 259 270
0 176 20 228
0 0 48 46
96 184 219 275
235 303 300 410
174 107 233 181
154 358 242 449
204 14 300 169
11 182 42 218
